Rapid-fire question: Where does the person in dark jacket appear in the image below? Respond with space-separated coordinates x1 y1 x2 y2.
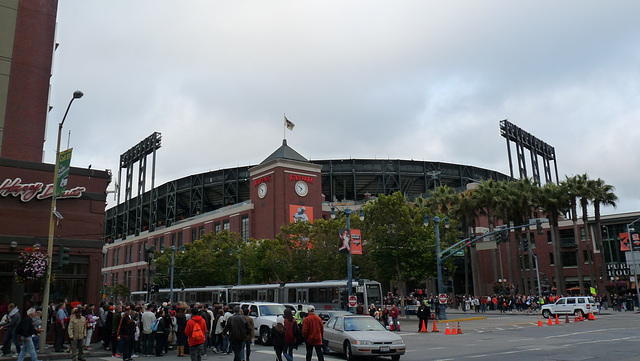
118 307 136 361
16 308 38 361
222 306 251 361
175 307 187 357
416 302 429 332
154 309 168 357
271 316 286 361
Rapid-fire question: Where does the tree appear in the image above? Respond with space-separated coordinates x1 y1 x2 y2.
112 283 131 302
535 182 570 295
590 177 618 292
564 175 586 294
474 180 508 284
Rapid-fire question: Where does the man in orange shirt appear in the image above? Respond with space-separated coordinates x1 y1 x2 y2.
301 306 324 361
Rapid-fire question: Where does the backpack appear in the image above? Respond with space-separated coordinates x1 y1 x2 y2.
190 323 205 345
152 318 161 332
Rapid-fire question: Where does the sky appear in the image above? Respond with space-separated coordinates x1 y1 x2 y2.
46 0 640 215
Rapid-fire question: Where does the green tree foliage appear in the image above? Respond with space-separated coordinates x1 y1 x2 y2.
112 283 130 301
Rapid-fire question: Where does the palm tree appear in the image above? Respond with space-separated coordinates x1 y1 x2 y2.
564 175 586 294
576 174 597 291
535 182 570 295
450 189 479 295
474 179 507 288
590 178 618 292
507 178 538 295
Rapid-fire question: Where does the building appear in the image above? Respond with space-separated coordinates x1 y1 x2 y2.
0 1 110 308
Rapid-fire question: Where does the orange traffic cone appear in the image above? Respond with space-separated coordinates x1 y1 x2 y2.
588 312 596 320
565 314 570 323
537 315 543 327
457 322 463 334
548 316 553 326
555 314 560 325
419 319 428 332
579 313 584 322
574 314 579 322
452 322 457 335
445 322 451 335
432 316 439 332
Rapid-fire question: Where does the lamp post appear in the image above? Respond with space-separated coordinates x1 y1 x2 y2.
424 215 449 320
331 205 364 312
39 90 83 352
626 218 640 306
167 245 184 304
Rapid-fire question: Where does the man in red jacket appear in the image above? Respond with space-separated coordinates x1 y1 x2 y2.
301 305 324 361
184 308 207 361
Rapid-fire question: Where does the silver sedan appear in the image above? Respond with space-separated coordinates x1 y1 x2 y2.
323 314 406 361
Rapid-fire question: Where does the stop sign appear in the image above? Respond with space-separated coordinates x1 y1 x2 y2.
439 293 447 304
348 295 357 308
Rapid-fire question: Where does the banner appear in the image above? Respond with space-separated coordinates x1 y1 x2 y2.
338 229 350 254
351 229 362 255
56 148 73 197
620 232 640 251
289 205 313 224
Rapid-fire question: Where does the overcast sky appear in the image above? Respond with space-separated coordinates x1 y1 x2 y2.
46 1 640 215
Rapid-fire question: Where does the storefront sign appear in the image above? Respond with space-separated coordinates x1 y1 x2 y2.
0 178 85 202
289 174 314 184
254 175 271 186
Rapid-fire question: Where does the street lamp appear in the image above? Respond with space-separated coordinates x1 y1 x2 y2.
163 245 185 304
39 90 83 352
626 218 640 306
424 214 449 320
331 204 364 311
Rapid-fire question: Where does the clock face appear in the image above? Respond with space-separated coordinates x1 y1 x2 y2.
295 181 308 197
258 182 268 198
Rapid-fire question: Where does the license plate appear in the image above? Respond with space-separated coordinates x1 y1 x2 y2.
380 346 390 352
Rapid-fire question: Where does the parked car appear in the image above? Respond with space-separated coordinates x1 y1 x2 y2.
540 296 598 318
324 314 405 361
235 302 287 345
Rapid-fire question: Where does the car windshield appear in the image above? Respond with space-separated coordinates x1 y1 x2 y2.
259 305 286 316
343 317 387 332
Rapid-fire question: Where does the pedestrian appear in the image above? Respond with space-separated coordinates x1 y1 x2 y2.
111 305 122 357
241 307 255 361
0 303 21 356
154 308 168 357
175 306 187 357
117 306 136 361
83 305 98 351
271 316 285 361
283 308 299 361
16 307 39 361
212 308 224 353
416 302 428 332
222 306 251 361
141 304 155 356
389 305 400 331
184 307 207 361
68 307 87 361
301 305 324 361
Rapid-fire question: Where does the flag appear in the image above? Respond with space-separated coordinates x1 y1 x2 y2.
285 116 295 131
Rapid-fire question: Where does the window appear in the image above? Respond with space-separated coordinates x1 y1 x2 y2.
192 228 197 242
215 223 221 234
549 253 554 266
241 216 249 242
172 233 176 247
178 232 183 247
566 298 576 304
223 220 230 231
199 226 205 238
129 244 134 263
562 251 578 267
528 232 536 249
116 248 121 266
580 227 586 241
104 251 109 267
547 231 552 244
138 243 143 262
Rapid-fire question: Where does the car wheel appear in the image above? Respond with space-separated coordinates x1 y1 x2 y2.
344 341 355 361
260 326 271 345
574 309 584 318
391 355 401 361
541 310 551 319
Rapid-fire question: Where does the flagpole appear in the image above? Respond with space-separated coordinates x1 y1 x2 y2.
283 113 286 140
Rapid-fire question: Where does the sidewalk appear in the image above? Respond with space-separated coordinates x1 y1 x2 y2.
0 346 111 360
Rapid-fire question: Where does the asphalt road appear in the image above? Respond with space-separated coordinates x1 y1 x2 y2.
67 310 640 361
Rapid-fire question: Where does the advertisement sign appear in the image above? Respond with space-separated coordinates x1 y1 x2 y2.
620 232 640 251
56 148 73 197
338 229 350 254
351 229 362 255
289 205 313 224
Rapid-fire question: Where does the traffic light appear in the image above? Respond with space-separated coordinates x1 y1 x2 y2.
522 237 529 250
57 246 70 269
144 247 155 263
339 290 348 306
536 220 544 235
152 284 160 293
353 266 360 280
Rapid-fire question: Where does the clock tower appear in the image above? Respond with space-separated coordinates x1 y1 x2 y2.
249 140 323 240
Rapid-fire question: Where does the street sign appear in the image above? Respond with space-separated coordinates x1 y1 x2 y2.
348 295 357 308
439 293 447 304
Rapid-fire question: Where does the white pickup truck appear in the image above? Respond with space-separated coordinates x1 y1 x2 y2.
232 302 287 345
